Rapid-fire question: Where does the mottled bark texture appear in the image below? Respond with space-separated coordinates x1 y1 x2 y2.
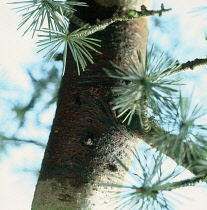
32 0 150 209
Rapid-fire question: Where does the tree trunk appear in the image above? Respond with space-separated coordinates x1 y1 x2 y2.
32 0 151 209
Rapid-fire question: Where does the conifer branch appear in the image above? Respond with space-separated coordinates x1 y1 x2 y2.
132 175 205 192
146 93 207 176
154 175 206 191
146 129 207 178
102 153 186 209
71 4 172 37
8 0 87 36
163 57 207 78
104 46 181 127
52 3 171 36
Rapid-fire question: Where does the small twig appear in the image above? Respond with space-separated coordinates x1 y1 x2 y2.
164 58 207 78
141 97 151 133
1 136 46 148
51 3 171 37
153 175 205 191
72 4 172 37
49 4 87 27
67 12 86 27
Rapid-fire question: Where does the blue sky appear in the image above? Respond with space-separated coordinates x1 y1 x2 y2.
1 0 207 209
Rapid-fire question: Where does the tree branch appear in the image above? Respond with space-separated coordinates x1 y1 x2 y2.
164 57 207 78
48 3 87 27
72 4 171 37
153 175 206 191
0 135 46 148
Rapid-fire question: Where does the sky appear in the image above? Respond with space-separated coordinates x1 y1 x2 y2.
0 0 207 209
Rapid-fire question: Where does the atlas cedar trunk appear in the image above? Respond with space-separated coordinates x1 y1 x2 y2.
32 0 151 209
